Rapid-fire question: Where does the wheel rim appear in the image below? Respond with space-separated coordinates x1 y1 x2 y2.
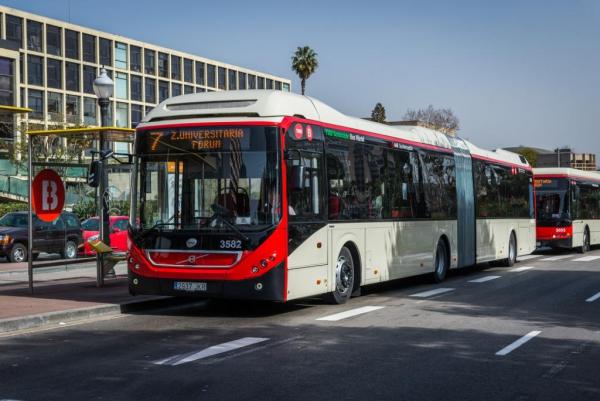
436 245 446 275
13 248 24 263
335 253 353 296
66 243 76 259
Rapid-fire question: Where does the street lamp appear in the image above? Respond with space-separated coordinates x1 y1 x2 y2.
93 68 113 282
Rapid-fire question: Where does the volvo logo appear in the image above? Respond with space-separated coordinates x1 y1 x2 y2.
186 238 198 248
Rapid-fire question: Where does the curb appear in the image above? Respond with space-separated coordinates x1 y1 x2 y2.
0 296 205 335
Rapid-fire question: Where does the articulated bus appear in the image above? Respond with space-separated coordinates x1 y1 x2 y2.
127 91 535 303
534 168 600 252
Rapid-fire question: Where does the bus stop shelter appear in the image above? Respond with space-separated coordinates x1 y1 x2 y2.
25 127 134 293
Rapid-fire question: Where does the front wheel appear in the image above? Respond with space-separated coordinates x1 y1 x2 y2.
432 240 449 283
503 233 517 267
324 246 355 304
9 243 27 263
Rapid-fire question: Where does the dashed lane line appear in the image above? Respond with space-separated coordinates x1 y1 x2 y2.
509 266 535 272
572 255 600 262
518 254 542 261
496 331 542 356
468 275 501 283
410 288 455 298
316 306 385 321
153 337 269 366
585 292 600 303
540 255 573 261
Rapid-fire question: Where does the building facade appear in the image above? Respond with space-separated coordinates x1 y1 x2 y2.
0 5 291 148
505 146 597 171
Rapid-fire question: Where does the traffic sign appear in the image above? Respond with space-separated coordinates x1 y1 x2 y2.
32 169 65 222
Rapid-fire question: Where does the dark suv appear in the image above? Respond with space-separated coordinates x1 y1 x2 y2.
0 211 83 263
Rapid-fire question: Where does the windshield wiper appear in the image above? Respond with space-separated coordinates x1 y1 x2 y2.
209 204 250 243
135 220 176 241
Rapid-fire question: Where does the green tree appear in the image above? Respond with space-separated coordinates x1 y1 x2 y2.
371 103 387 123
291 46 319 95
517 147 538 167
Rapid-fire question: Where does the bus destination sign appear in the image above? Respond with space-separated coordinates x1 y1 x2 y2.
149 128 246 152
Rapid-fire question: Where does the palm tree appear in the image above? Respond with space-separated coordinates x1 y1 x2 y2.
291 46 319 95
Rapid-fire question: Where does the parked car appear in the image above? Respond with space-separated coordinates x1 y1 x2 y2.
80 216 129 256
0 211 83 263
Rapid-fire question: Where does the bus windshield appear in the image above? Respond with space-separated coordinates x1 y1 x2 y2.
131 126 280 233
534 177 570 225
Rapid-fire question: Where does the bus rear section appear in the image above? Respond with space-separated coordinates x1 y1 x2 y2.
534 168 600 252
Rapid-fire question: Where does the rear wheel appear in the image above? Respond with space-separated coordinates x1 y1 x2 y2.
325 246 355 304
432 240 449 283
503 233 517 267
61 240 78 260
579 227 590 253
9 243 27 263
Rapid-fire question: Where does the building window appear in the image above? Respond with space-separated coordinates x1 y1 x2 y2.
145 78 156 103
115 102 128 128
114 72 128 100
144 49 155 75
46 25 62 56
158 80 169 102
239 72 246 90
145 105 153 115
0 58 14 106
83 65 96 94
228 70 237 90
196 87 205 93
6 15 23 48
83 97 96 125
28 89 44 119
83 34 96 63
27 20 43 52
275 81 282 90
130 45 141 72
47 59 62 89
130 75 142 101
206 64 215 88
65 95 80 123
65 29 79 59
195 62 205 85
47 92 63 120
217 67 226 90
131 104 142 127
248 75 256 89
65 62 80 92
171 83 181 97
171 55 181 80
184 85 193 94
158 52 168 78
115 42 127 69
19 54 23 84
99 38 112 66
27 55 43 86
183 59 193 83
266 79 273 89
282 83 290 92
257 77 265 89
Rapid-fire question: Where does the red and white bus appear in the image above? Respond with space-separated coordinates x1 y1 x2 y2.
534 168 600 252
127 91 535 303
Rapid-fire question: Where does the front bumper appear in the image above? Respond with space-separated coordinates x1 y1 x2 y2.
128 261 286 302
538 238 573 249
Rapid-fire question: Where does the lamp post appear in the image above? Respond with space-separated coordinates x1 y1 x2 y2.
93 68 113 284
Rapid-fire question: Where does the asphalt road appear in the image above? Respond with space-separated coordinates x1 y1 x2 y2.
1 248 599 401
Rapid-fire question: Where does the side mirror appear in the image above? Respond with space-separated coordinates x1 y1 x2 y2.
290 165 306 191
87 160 101 188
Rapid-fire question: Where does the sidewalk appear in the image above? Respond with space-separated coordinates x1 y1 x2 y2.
0 261 173 335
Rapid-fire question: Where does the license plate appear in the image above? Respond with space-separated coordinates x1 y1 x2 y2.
536 241 541 247
174 281 207 292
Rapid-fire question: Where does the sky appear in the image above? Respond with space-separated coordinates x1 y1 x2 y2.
4 0 600 155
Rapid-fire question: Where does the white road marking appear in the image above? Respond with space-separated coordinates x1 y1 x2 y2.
572 255 600 262
510 266 535 272
410 288 455 298
585 292 600 303
496 331 542 356
540 255 572 261
468 275 501 283
154 337 268 366
517 254 542 261
316 306 384 321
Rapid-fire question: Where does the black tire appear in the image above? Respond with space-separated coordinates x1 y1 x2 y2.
579 227 590 254
9 243 27 263
324 246 356 304
32 253 39 261
61 240 78 260
503 233 517 267
432 239 449 283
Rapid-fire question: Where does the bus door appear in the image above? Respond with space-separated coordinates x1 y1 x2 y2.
448 137 476 267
